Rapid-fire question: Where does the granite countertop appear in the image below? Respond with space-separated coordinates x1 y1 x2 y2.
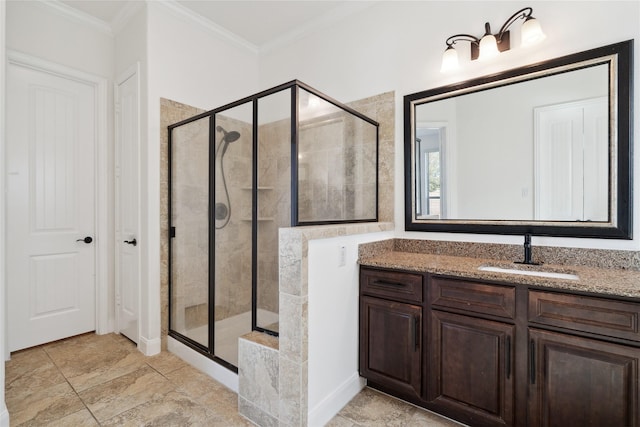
360 251 640 299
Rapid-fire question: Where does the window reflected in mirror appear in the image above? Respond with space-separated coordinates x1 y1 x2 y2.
415 125 445 219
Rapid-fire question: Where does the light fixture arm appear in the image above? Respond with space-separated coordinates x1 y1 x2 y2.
496 7 533 41
445 34 481 48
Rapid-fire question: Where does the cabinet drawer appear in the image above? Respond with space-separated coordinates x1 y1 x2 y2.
529 290 640 342
360 267 423 303
430 276 516 319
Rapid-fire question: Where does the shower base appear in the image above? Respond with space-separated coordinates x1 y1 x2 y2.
185 309 279 366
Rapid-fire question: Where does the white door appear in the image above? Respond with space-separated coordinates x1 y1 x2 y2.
115 66 140 343
582 101 609 221
6 61 97 352
535 105 583 221
534 97 608 221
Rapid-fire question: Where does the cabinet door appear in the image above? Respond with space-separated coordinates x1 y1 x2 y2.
360 296 422 399
529 328 640 427
429 310 515 426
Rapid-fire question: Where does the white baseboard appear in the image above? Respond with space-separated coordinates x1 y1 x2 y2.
308 373 365 427
0 403 9 427
168 336 239 392
138 335 161 356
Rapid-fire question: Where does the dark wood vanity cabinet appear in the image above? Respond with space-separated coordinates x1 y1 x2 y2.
359 267 424 400
429 310 515 426
429 277 516 427
528 328 639 427
360 296 422 399
359 266 640 427
528 290 640 427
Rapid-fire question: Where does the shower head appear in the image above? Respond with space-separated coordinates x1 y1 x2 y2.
216 125 241 143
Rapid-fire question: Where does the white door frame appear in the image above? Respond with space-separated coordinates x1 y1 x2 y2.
1 4 10 427
115 62 141 343
5 51 111 336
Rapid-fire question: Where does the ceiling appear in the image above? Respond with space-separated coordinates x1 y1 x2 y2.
58 0 370 49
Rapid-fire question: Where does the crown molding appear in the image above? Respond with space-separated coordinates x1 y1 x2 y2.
30 0 377 55
111 1 145 35
37 0 113 36
153 0 259 54
259 1 377 54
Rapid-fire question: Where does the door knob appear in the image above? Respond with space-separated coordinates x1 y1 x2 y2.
124 238 137 246
76 236 93 244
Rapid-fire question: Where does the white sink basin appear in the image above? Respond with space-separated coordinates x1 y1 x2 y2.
478 265 579 281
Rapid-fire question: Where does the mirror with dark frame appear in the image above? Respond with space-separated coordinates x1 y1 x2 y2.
404 40 633 239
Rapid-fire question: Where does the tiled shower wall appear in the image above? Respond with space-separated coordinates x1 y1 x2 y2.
348 93 394 223
298 110 377 223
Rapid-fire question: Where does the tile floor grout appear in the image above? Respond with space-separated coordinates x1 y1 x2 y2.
40 343 103 426
6 332 460 426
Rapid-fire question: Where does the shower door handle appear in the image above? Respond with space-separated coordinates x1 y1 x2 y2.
124 238 137 246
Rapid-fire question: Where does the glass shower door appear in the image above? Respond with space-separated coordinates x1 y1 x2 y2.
213 102 253 367
169 115 211 349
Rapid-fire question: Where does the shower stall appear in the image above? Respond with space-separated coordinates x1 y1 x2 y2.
168 80 378 370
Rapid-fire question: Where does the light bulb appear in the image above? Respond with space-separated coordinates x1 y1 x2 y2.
479 34 499 60
521 17 546 47
441 47 459 72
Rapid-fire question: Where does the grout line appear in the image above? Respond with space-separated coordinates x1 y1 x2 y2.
41 345 102 425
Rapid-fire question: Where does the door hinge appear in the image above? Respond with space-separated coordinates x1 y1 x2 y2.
170 226 176 238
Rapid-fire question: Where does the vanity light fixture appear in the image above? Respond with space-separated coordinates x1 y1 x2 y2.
441 7 546 72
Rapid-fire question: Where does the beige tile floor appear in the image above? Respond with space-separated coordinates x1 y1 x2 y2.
5 332 460 426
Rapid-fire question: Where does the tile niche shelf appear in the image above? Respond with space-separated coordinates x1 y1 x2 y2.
241 186 275 221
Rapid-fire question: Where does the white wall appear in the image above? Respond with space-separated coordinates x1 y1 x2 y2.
307 231 393 426
259 0 640 250
115 4 147 78
146 4 260 112
6 1 113 77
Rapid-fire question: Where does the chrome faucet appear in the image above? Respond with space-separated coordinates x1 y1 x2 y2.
515 233 540 265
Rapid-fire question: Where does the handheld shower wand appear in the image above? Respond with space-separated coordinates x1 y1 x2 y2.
215 126 241 229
